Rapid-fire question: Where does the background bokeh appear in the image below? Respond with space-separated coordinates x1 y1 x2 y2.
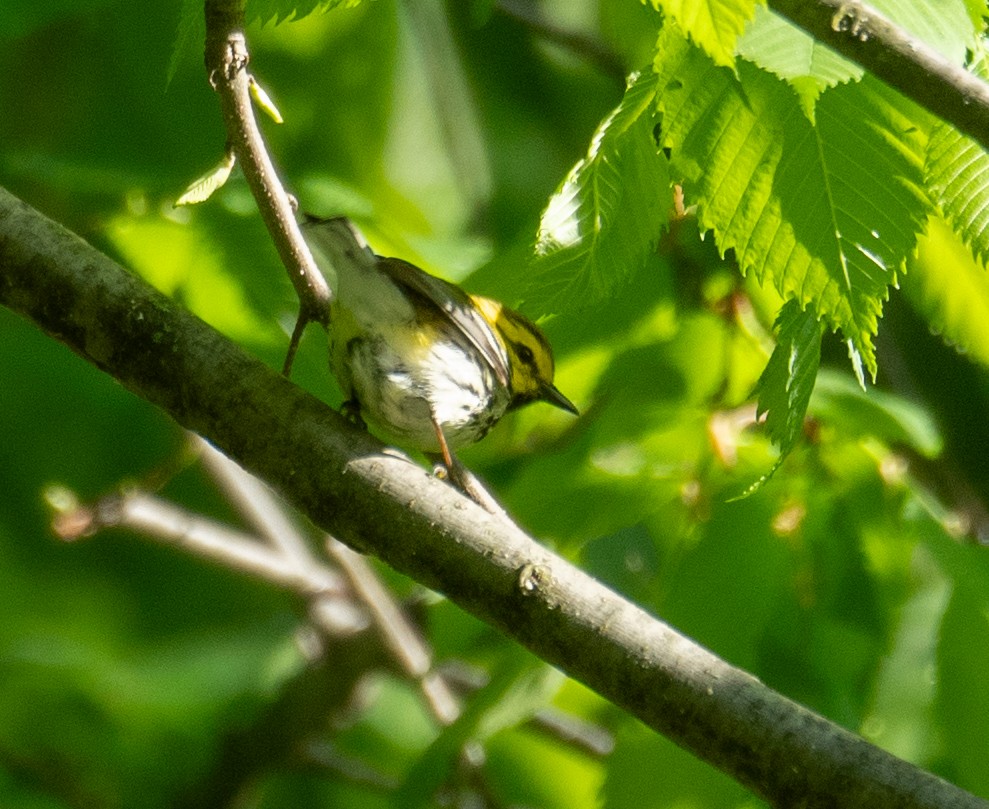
2 1 989 806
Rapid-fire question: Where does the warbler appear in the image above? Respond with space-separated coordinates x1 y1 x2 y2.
301 216 577 472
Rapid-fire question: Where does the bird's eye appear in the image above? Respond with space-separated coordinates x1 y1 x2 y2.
516 343 535 365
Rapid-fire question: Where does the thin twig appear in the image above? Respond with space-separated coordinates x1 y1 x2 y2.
203 0 331 327
197 433 463 725
299 740 400 792
327 538 462 725
58 491 343 599
194 433 317 568
437 661 615 758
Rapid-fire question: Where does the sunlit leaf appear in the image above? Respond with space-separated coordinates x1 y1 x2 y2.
869 0 976 62
645 0 763 68
963 0 989 30
170 0 365 81
249 76 284 123
925 51 989 266
175 152 237 206
246 0 363 25
654 30 932 378
736 5 862 118
528 70 670 315
105 216 279 345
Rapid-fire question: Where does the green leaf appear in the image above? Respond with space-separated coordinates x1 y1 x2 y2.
174 152 236 206
902 217 989 370
964 0 989 31
925 51 989 266
927 123 989 264
936 580 989 795
741 300 822 491
105 216 280 345
758 0 980 98
860 554 949 763
736 5 862 118
645 0 763 68
757 300 823 452
654 32 931 378
605 723 750 809
168 0 205 84
170 0 365 81
528 69 670 315
810 370 943 458
869 0 975 63
246 0 363 25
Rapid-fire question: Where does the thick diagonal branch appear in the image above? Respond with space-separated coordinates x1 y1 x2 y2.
1 187 985 809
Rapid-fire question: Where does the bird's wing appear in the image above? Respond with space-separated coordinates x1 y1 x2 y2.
379 256 510 387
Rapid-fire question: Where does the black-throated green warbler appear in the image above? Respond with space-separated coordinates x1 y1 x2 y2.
301 216 578 471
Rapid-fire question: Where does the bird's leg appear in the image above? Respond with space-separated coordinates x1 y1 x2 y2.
429 417 504 515
430 416 457 475
340 398 368 431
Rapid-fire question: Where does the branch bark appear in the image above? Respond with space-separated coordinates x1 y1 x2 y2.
769 0 989 152
2 188 985 808
203 0 330 327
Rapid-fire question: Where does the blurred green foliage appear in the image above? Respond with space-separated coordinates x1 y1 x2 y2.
2 0 989 807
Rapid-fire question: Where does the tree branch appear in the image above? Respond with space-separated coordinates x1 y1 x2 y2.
69 492 347 598
203 0 330 327
1 186 985 809
769 0 989 152
326 538 463 726
197 433 463 725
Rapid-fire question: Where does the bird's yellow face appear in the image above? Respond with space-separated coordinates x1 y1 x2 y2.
470 295 577 414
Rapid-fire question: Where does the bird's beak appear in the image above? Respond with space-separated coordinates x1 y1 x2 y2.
540 382 579 415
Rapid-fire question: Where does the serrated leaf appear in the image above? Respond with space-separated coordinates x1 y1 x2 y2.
527 69 670 315
168 0 204 85
925 52 989 266
169 0 363 82
175 152 237 206
737 5 862 118
737 300 822 493
646 0 763 68
245 0 362 25
654 31 931 379
757 300 823 450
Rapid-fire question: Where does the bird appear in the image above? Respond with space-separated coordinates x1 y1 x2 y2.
300 215 577 487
